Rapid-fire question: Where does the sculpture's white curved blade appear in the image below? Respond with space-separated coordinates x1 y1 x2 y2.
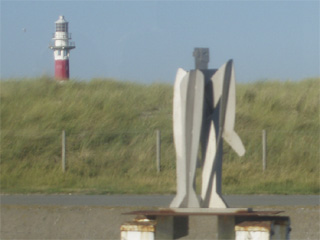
185 70 204 207
173 68 187 164
171 69 204 208
223 131 245 157
221 61 245 157
201 121 216 201
170 68 188 207
201 121 228 208
210 60 245 157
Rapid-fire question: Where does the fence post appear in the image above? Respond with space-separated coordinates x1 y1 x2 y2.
156 129 161 173
62 130 66 172
262 129 267 172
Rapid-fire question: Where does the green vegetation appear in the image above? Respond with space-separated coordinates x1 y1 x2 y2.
1 76 319 194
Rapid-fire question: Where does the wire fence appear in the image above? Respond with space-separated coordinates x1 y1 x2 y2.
1 128 319 174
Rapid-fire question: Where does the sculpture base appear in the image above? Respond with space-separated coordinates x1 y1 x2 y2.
169 207 251 214
122 208 290 240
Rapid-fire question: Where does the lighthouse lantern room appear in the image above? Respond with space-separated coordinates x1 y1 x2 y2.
49 16 75 80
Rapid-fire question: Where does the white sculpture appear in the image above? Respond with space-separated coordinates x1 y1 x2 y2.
170 59 245 209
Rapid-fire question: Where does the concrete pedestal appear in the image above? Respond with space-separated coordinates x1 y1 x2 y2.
121 208 290 240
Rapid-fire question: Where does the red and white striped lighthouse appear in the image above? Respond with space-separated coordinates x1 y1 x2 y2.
49 16 75 80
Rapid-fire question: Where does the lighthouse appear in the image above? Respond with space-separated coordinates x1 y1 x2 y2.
49 16 75 80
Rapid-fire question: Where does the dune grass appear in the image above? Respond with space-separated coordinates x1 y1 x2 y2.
0 76 319 194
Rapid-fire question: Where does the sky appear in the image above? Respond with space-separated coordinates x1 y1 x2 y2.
1 0 319 84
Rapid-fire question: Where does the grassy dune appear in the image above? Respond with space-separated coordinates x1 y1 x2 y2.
1 76 319 194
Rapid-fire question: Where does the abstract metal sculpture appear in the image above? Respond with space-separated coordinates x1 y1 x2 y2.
170 48 245 208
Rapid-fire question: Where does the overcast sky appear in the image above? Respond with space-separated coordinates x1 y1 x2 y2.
1 0 319 84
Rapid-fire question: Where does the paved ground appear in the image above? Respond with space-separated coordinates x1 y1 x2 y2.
1 194 319 207
1 195 319 239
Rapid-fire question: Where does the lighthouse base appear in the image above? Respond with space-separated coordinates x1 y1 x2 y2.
55 59 70 80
